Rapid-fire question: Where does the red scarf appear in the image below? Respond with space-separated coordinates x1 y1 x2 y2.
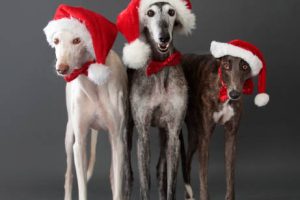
218 66 254 102
64 60 95 82
146 51 182 76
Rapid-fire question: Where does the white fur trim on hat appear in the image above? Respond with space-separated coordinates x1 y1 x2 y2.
210 41 263 76
139 0 196 35
123 39 151 69
254 93 269 107
43 18 95 58
88 63 111 85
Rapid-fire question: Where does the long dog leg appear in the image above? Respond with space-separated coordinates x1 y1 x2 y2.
157 129 167 200
110 130 125 200
87 129 98 181
198 116 215 200
166 128 180 200
182 125 198 200
73 120 89 200
136 123 150 200
224 120 238 200
124 117 134 200
64 121 74 200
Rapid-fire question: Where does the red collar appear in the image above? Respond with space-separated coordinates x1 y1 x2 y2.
64 60 95 82
146 51 182 76
218 66 254 103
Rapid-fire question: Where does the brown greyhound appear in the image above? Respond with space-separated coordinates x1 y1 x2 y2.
180 40 270 200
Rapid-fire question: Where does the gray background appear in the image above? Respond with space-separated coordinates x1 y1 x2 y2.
0 0 299 199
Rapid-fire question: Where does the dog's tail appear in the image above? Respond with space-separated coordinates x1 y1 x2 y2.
87 129 98 181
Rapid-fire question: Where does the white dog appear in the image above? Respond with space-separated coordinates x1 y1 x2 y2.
44 5 130 200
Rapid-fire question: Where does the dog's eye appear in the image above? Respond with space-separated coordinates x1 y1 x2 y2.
72 38 81 45
54 38 59 45
168 9 175 16
147 10 155 17
241 65 249 71
223 63 230 70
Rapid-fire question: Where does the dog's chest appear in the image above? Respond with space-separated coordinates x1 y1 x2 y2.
213 102 235 124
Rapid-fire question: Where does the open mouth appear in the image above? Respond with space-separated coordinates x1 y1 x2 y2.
157 43 170 53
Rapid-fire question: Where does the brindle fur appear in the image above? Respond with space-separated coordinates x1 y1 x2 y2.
127 2 187 200
181 54 252 200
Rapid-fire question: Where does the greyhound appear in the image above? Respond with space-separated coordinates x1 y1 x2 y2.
127 2 188 200
44 5 131 200
180 54 252 200
181 42 269 200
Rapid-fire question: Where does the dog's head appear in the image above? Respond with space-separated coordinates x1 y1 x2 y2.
218 56 252 100
143 2 179 54
49 31 93 76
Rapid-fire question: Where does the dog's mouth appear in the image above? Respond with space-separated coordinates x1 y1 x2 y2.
157 43 170 53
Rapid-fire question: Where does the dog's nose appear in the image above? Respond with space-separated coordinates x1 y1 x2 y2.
159 35 170 43
229 90 241 100
57 64 69 75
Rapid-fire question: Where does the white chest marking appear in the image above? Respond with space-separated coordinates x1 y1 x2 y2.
213 102 235 124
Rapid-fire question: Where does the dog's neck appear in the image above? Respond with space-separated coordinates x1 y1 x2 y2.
143 28 175 62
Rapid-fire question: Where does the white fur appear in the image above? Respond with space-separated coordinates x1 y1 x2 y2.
65 50 127 200
44 19 112 85
254 93 269 107
210 41 263 76
44 18 95 58
213 102 235 124
88 63 111 85
139 0 196 35
123 39 151 69
185 184 195 200
45 20 127 199
87 129 98 181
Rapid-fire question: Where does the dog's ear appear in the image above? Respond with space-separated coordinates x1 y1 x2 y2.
212 58 221 73
174 20 183 29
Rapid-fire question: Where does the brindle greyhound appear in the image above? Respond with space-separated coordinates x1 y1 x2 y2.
180 39 269 200
126 2 192 200
181 54 254 200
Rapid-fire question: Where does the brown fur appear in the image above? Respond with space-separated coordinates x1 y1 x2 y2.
181 54 252 200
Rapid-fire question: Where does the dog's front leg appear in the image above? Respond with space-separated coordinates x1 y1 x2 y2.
124 117 134 200
72 116 89 200
183 119 200 200
136 123 151 200
64 121 74 200
166 127 180 200
157 129 167 200
224 118 240 200
199 114 215 200
109 125 126 200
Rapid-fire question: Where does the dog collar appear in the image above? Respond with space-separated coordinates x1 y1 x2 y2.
64 60 96 82
146 51 182 76
217 66 254 103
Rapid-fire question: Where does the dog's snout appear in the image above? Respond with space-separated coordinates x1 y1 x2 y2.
229 90 241 100
159 35 170 43
57 64 70 75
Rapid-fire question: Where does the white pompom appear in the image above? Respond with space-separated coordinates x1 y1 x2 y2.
123 39 151 69
88 64 111 85
254 93 270 107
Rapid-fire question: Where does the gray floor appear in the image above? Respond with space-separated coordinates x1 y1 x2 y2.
0 127 299 200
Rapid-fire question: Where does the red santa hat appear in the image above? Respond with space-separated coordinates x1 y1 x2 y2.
43 4 118 85
210 39 270 107
117 0 196 69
